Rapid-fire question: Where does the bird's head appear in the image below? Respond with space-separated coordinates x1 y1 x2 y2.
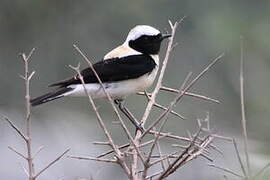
124 25 171 55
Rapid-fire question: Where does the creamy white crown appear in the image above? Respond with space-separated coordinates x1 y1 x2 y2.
124 25 160 44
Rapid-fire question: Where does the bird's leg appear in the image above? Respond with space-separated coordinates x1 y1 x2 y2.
114 99 144 132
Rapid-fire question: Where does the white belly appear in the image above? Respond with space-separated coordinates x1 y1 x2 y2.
66 67 158 99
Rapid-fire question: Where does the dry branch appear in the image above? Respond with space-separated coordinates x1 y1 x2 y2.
1 114 27 141
160 86 220 104
137 91 186 119
8 146 27 160
72 45 145 165
69 156 117 163
69 64 131 176
68 19 225 180
133 19 183 180
141 53 224 139
232 138 247 177
208 164 243 178
34 149 70 178
240 36 251 177
2 49 69 180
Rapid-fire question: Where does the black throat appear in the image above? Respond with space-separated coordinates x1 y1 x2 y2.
129 33 163 55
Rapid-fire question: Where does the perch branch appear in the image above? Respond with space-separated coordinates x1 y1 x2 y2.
73 45 145 165
69 64 131 176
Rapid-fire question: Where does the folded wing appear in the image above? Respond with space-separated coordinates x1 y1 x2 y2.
49 54 156 87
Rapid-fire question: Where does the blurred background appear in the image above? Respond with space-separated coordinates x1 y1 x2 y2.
0 0 270 179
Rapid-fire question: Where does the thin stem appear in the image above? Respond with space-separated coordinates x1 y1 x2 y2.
69 156 117 163
157 127 203 179
240 36 251 177
21 48 36 180
208 164 243 178
140 19 183 128
8 146 27 160
143 72 192 179
252 162 270 179
35 149 70 178
73 45 145 164
70 64 131 176
138 19 183 180
232 138 247 177
142 53 224 138
1 115 27 141
137 91 186 119
160 86 220 104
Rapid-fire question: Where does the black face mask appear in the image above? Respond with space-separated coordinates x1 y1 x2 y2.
129 33 168 55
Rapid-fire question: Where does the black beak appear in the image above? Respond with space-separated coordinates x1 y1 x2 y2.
161 34 172 40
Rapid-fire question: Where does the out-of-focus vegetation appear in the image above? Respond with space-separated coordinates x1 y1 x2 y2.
0 0 270 179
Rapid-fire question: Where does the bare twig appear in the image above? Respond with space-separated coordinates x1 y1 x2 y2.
157 126 203 179
1 115 27 141
33 146 45 159
92 141 110 146
149 151 179 167
135 19 184 180
252 162 270 179
34 149 70 178
97 139 157 159
69 64 131 176
240 36 251 177
68 19 223 180
143 72 192 179
140 19 184 129
168 136 213 177
232 138 247 177
21 48 36 180
96 143 130 158
208 164 243 178
156 136 166 171
69 156 117 163
148 127 166 171
137 91 186 119
73 45 145 165
19 163 30 177
142 53 224 138
8 146 27 160
4 48 69 180
152 102 186 119
146 171 163 179
160 86 220 104
97 137 168 159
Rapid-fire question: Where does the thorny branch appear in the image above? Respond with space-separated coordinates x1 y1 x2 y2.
69 64 131 176
72 45 145 165
2 49 69 180
3 19 268 180
67 19 226 180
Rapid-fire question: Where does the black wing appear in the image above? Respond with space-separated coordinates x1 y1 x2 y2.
49 54 156 87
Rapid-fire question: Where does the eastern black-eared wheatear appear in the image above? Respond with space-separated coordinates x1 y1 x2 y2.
31 25 171 130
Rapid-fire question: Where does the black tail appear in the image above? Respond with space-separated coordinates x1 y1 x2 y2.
30 87 73 106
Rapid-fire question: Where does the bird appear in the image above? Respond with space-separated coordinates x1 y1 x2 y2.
30 25 171 131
